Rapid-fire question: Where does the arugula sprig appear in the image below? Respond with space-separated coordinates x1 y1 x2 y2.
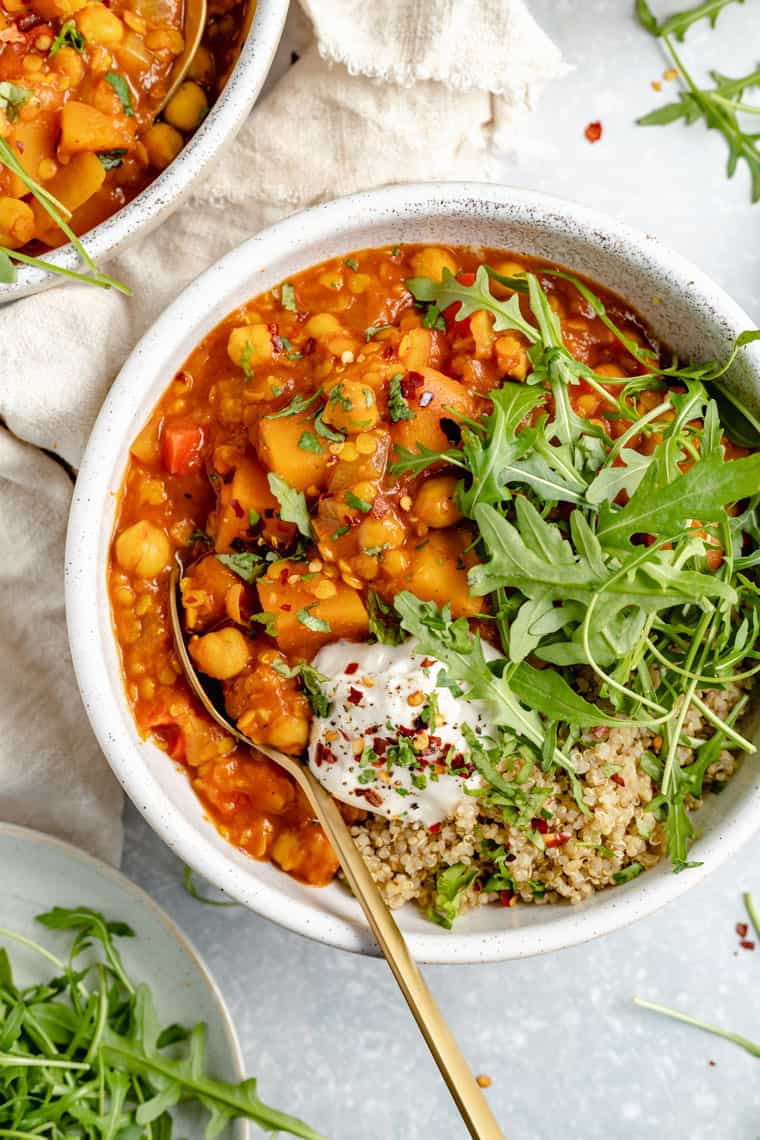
0 905 323 1138
636 6 760 202
636 0 745 40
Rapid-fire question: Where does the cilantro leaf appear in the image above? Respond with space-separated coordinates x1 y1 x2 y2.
216 551 267 583
281 282 297 311
267 472 312 538
104 71 134 116
367 590 405 645
388 373 415 422
427 863 479 929
49 19 85 54
0 82 32 122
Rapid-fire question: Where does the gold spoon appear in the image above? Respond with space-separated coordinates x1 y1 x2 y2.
169 566 505 1140
157 0 208 115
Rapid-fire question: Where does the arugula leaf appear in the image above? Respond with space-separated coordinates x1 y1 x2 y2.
216 550 266 583
597 450 760 543
636 0 745 40
427 863 479 929
509 661 625 727
265 388 322 419
97 148 127 170
407 265 539 341
267 472 312 538
0 81 32 122
183 866 239 907
49 18 85 54
585 448 653 505
104 71 134 116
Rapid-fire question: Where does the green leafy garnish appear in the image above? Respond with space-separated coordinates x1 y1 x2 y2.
105 71 134 116
296 604 330 633
183 866 240 907
0 81 32 122
344 257 359 271
345 490 373 513
216 550 267 583
365 323 394 341
636 14 760 202
281 282 297 311
612 862 644 884
49 19 85 54
272 660 332 716
388 373 415 422
97 148 127 170
0 905 322 1137
267 472 312 538
265 388 322 419
367 590 405 645
636 0 744 40
427 863 479 929
298 430 323 453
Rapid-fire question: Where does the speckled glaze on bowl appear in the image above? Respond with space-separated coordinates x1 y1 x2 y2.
66 182 760 963
0 0 288 303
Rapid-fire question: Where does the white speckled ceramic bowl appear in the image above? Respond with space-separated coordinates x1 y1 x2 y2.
66 182 760 963
0 0 288 302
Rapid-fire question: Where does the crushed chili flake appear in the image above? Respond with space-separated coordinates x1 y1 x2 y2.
280 603 292 612
401 371 424 400
592 726 609 739
347 687 363 705
428 822 442 834
531 817 549 834
344 662 359 675
740 940 756 951
499 890 515 908
545 833 571 849
736 922 749 938
355 787 383 808
383 343 394 360
584 120 603 144
420 657 436 668
230 498 244 518
708 1061 716 1068
610 773 626 787
314 742 337 767
302 336 316 356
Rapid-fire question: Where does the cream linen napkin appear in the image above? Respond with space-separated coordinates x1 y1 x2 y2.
0 0 565 863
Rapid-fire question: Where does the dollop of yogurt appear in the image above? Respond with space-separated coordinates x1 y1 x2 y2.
308 640 494 826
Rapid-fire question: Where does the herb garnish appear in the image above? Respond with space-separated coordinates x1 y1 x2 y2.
636 0 744 39
281 282 297 311
428 863 479 929
183 865 240 906
296 603 331 633
298 430 323 453
345 489 373 513
272 659 332 716
217 550 268 583
0 905 324 1138
104 71 134 116
49 19 85 54
267 472 312 538
367 590 405 645
388 372 415 422
97 148 127 169
365 323 394 341
0 81 32 121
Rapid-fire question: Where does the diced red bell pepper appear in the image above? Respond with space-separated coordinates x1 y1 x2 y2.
161 421 205 475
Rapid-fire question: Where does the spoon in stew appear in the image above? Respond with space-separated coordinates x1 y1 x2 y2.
169 566 505 1140
156 0 208 115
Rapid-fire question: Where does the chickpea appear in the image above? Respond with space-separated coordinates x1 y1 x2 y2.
358 513 405 550
268 714 310 754
143 122 184 169
595 361 627 378
115 520 170 578
50 44 85 84
76 3 124 46
187 43 214 84
414 475 463 529
321 380 378 434
163 81 208 132
409 246 457 282
227 323 273 369
144 26 185 54
189 627 251 680
303 312 342 339
0 197 34 249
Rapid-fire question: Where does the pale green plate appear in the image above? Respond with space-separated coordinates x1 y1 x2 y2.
0 823 247 1139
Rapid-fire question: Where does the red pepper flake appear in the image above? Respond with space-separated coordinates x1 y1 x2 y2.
15 140 24 154
708 1060 716 1068
611 773 626 787
473 879 482 893
499 890 515 908
531 817 549 834
355 787 383 808
428 822 442 835
279 567 290 584
373 736 388 755
592 726 609 740
401 371 424 400
347 687 363 705
736 922 749 938
585 120 603 144
545 832 571 849
740 940 756 951
280 603 292 612
315 742 337 767
302 337 316 356
420 658 436 668
419 391 434 408
382 343 394 360
230 499 244 519
344 662 359 675
17 12 42 29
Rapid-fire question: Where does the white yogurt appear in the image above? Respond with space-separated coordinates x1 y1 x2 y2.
308 640 495 826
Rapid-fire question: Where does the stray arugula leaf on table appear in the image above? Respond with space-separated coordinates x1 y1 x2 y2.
183 865 240 907
636 0 745 40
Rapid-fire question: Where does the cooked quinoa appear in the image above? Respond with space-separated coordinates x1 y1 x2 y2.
350 682 745 912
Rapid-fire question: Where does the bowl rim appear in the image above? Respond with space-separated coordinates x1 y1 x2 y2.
0 0 289 302
66 180 760 963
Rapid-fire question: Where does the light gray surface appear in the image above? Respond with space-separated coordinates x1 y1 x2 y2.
122 2 760 1137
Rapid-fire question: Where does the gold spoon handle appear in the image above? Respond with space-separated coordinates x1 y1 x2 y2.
289 763 506 1140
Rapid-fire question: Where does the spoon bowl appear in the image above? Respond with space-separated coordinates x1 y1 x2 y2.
168 565 505 1140
157 0 209 115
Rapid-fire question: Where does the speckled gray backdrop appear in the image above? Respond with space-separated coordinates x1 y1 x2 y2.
123 2 760 1137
